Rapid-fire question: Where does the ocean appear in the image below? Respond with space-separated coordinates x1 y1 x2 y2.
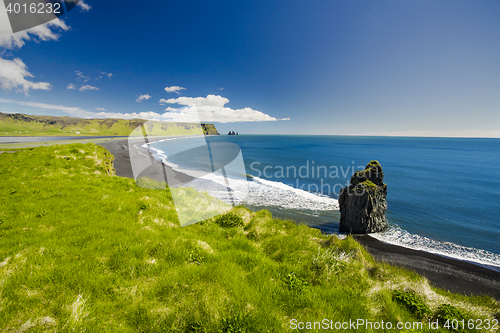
148 135 500 270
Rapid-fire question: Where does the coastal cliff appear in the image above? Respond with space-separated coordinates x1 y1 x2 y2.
0 112 220 136
339 160 388 234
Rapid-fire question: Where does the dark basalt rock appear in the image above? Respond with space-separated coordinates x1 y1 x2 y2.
339 160 388 234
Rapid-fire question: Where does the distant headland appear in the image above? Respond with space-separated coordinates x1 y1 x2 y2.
0 112 220 137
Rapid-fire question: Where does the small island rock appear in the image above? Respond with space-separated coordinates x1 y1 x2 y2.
339 160 388 234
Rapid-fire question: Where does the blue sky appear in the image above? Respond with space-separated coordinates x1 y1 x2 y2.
0 0 499 137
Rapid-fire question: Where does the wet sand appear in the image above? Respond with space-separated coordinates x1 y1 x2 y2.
355 235 500 300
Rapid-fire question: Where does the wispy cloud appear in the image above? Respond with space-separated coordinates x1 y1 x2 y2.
77 0 91 12
164 107 178 111
136 94 151 102
67 83 76 90
0 98 158 120
160 95 288 123
164 86 186 94
0 58 51 95
0 98 88 115
75 71 90 82
94 107 107 111
79 85 99 92
97 71 113 79
0 19 69 50
64 0 91 12
92 111 160 120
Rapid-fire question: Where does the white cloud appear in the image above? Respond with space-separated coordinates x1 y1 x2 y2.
136 94 151 102
0 98 88 115
79 85 99 92
217 87 224 90
159 95 288 123
67 83 76 90
0 19 69 50
64 0 91 12
97 71 113 79
92 111 161 120
77 0 91 12
95 107 107 111
164 86 186 94
75 71 90 82
160 95 228 107
0 58 51 95
164 107 178 111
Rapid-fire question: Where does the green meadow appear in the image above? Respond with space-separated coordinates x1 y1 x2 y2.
0 144 498 332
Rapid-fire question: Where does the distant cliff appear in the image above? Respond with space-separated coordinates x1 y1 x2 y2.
0 112 220 137
339 160 388 234
202 123 220 135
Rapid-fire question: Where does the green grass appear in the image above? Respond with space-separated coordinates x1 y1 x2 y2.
393 290 432 319
0 144 498 332
433 304 468 332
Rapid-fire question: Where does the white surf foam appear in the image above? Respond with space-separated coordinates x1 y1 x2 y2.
184 174 338 211
146 142 340 211
244 177 339 211
371 226 500 272
141 134 206 149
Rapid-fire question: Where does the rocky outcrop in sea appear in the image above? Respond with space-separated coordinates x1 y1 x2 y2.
339 160 388 234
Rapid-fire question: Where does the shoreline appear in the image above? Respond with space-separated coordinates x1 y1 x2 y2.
3 136 500 300
354 235 500 300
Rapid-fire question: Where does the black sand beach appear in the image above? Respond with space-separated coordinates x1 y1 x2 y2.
355 235 500 300
101 137 195 186
2 136 499 300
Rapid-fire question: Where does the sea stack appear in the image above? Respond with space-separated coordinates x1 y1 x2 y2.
339 160 388 234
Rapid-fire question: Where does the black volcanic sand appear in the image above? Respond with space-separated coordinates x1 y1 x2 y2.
355 235 500 300
99 138 135 178
100 137 194 186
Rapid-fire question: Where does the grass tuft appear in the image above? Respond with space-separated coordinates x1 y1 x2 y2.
215 213 244 228
393 290 432 319
433 304 467 332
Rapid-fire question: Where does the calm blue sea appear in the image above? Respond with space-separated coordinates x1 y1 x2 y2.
150 135 500 269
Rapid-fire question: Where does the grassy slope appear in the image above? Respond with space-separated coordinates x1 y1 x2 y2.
0 112 219 136
0 144 498 332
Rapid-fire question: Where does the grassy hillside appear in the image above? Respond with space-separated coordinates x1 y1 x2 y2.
0 144 498 332
0 112 220 136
